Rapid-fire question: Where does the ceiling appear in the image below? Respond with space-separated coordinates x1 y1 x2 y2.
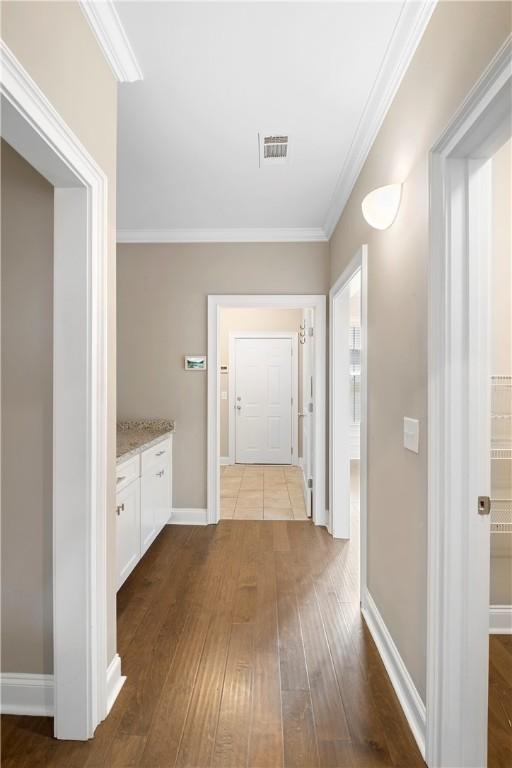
114 1 433 242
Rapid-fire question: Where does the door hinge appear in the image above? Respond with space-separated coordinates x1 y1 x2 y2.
308 327 314 337
478 496 491 515
307 402 313 414
307 478 313 489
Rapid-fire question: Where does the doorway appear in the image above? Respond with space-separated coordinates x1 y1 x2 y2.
1 44 109 739
208 295 326 526
329 245 368 608
426 39 511 768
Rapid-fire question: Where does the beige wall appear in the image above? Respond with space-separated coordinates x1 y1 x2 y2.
117 243 329 508
329 0 511 701
219 308 303 457
1 1 118 665
490 138 512 605
1 142 54 673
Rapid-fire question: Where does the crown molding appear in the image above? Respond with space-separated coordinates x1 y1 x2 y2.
323 0 437 238
117 227 328 244
79 0 142 82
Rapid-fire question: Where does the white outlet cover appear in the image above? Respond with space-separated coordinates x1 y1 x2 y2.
221 391 228 400
403 417 419 454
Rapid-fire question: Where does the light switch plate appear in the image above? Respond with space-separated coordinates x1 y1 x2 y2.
221 391 228 400
403 417 419 453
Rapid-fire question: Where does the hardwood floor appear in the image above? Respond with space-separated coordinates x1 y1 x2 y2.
488 635 512 768
1 514 429 767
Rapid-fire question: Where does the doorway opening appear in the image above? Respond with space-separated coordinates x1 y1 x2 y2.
329 245 368 601
208 295 326 526
426 39 511 768
1 44 109 739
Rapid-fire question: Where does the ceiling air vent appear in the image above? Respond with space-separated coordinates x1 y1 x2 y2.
259 133 289 167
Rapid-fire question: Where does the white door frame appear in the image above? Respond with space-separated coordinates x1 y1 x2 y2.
1 43 109 739
228 331 299 466
329 247 368 588
208 295 326 525
426 37 511 768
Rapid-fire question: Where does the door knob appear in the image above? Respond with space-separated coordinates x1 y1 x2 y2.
236 405 241 410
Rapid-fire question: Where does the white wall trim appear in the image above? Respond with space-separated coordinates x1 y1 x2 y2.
106 654 126 715
0 41 109 740
208 295 326 527
427 37 512 768
220 456 232 466
228 331 299 466
323 0 437 237
79 0 143 82
362 591 426 759
117 227 328 244
169 508 208 526
0 674 54 717
490 605 512 635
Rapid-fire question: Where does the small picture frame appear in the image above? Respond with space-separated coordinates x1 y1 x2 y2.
184 355 207 371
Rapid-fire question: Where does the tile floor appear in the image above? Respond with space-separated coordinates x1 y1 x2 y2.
220 463 308 520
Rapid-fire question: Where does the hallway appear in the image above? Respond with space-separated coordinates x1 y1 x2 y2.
1 520 424 767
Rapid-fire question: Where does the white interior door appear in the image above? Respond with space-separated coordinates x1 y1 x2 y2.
235 337 292 464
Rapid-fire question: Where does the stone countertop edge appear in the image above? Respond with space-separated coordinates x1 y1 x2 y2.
116 421 175 465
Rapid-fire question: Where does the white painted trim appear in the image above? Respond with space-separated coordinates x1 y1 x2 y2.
362 591 426 759
228 331 299 466
79 0 142 82
117 227 327 244
490 605 512 635
298 457 309 508
208 295 326 527
0 41 109 739
220 456 232 466
106 654 126 715
323 1 436 237
0 674 54 717
427 37 512 768
169 508 208 526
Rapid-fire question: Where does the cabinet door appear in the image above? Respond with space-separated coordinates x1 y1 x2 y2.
116 479 141 589
155 462 171 530
141 469 158 555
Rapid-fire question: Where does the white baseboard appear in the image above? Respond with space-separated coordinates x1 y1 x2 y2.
0 673 54 716
106 653 126 715
169 508 208 525
362 589 426 759
220 456 232 466
490 604 512 634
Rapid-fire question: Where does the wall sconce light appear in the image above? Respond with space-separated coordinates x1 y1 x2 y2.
361 183 402 230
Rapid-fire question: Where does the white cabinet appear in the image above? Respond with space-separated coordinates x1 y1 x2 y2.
116 434 173 589
116 478 141 589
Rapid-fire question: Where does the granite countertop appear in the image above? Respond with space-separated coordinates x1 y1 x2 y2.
117 418 175 464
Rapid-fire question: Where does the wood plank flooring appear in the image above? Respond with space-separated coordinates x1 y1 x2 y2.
1 516 431 767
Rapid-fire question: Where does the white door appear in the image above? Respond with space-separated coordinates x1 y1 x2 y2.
116 479 141 589
235 337 292 464
301 309 314 517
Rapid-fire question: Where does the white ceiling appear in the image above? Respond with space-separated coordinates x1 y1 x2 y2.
115 1 433 242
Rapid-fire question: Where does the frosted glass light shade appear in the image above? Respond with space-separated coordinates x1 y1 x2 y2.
361 183 402 230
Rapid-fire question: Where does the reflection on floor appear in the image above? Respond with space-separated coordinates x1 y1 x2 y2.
220 463 308 520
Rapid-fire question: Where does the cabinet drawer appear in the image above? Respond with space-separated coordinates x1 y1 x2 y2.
116 454 140 492
141 437 171 473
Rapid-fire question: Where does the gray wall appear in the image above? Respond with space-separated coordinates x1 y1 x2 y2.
1 141 54 673
117 242 329 508
329 0 511 702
